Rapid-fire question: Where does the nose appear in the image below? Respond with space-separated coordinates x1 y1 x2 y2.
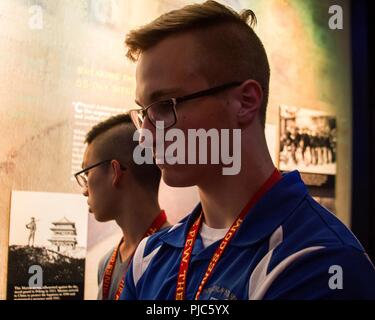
82 187 89 197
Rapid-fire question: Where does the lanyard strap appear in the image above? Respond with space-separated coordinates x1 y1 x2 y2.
175 169 282 300
102 210 167 300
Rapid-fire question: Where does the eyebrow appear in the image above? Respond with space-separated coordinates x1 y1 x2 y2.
135 87 183 107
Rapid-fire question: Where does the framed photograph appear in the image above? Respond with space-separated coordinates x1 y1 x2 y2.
7 191 88 300
279 105 336 175
279 106 337 214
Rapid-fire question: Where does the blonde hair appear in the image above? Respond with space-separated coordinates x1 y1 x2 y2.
125 0 270 126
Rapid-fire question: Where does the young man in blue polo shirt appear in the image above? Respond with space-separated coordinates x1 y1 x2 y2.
120 1 375 299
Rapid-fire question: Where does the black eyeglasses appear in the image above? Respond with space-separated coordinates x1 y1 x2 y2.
129 81 243 129
74 160 126 191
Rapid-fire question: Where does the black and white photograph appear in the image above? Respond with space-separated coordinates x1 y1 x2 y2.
279 105 337 175
7 191 88 300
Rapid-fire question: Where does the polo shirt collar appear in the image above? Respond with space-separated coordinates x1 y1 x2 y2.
160 171 308 249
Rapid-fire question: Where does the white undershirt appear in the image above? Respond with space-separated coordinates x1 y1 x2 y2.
200 222 229 248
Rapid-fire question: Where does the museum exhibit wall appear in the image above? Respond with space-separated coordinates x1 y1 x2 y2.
0 0 351 299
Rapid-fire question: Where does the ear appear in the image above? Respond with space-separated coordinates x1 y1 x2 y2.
111 160 124 188
236 80 263 126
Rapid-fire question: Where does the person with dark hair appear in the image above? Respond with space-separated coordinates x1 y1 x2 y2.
121 1 375 300
74 113 170 300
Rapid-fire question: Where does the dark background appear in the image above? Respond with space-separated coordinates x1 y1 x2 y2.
351 0 375 263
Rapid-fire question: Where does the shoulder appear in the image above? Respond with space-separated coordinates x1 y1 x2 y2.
97 246 116 282
268 194 368 278
280 194 364 252
262 244 375 299
250 195 375 299
130 219 188 287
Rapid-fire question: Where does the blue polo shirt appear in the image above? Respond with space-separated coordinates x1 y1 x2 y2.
120 171 375 300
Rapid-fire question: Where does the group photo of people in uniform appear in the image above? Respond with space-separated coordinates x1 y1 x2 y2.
279 106 337 175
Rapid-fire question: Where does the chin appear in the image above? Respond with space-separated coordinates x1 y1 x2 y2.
93 211 112 223
160 165 200 187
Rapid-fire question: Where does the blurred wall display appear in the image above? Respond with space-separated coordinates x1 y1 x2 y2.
7 191 88 300
89 0 122 28
0 0 352 299
279 105 337 213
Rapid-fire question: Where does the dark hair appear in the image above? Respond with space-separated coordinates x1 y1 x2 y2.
85 113 161 194
85 113 131 144
125 0 270 127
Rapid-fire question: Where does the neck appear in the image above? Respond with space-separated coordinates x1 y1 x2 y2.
114 195 168 261
198 140 275 229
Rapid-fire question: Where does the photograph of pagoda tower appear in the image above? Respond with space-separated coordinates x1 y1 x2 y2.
7 191 88 300
48 217 78 254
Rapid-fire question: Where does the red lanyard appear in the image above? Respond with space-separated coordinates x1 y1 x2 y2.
175 169 282 300
102 210 167 300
